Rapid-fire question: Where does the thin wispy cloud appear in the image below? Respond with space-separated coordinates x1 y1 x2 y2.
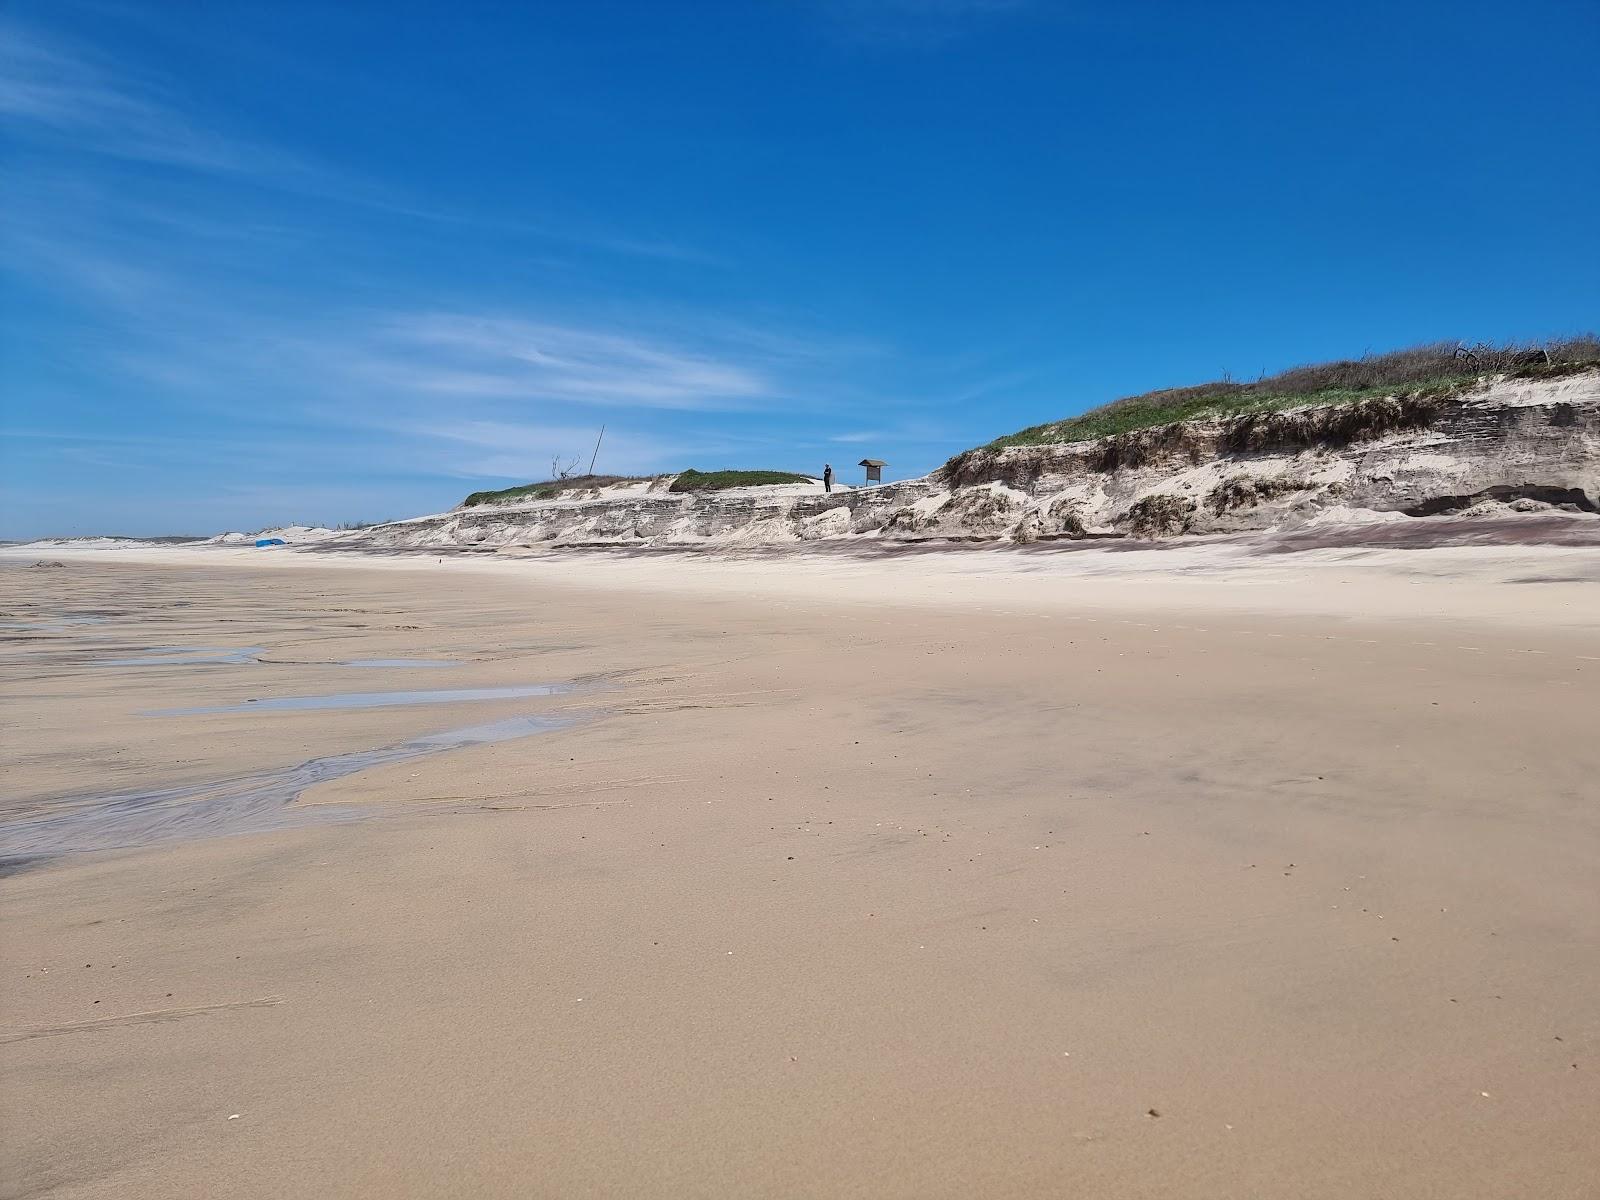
825 419 954 447
360 313 775 411
828 430 886 443
0 16 718 265
0 186 822 427
367 198 725 266
4 227 172 308
0 18 303 175
944 369 1035 404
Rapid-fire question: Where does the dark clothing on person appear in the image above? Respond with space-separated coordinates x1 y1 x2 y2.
822 465 834 493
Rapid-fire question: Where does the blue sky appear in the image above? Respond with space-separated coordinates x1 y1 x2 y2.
2 0 1596 537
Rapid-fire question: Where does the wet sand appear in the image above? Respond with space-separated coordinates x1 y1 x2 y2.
3 548 1599 1197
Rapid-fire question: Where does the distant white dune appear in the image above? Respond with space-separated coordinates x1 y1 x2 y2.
206 525 341 546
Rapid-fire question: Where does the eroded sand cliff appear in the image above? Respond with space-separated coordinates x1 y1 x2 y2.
336 372 1598 551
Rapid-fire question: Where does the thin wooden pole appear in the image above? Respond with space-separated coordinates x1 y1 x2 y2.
588 424 606 475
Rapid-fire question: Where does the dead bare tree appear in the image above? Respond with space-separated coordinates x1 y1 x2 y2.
550 454 580 481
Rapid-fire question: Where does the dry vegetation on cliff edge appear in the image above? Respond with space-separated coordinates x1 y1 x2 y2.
975 337 1600 454
461 474 655 508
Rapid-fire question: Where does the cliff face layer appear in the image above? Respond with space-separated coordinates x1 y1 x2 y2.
355 478 940 550
933 373 1599 541
343 373 1599 551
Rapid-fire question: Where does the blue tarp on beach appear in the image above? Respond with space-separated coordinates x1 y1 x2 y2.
255 538 287 547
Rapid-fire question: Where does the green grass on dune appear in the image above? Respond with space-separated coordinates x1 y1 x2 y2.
982 337 1600 451
668 469 814 492
989 378 1471 449
461 482 554 507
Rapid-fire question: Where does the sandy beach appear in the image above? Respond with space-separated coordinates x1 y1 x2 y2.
3 542 1598 1198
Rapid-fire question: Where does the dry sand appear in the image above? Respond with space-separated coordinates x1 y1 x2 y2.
3 541 1598 1197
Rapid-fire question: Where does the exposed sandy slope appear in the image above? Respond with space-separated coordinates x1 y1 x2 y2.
3 548 1598 1198
205 525 341 545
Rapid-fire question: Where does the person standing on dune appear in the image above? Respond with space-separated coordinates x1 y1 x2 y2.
823 464 834 493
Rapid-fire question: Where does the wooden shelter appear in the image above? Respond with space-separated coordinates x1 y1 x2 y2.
858 458 886 485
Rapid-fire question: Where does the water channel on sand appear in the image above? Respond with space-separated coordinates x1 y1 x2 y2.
0 713 576 865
